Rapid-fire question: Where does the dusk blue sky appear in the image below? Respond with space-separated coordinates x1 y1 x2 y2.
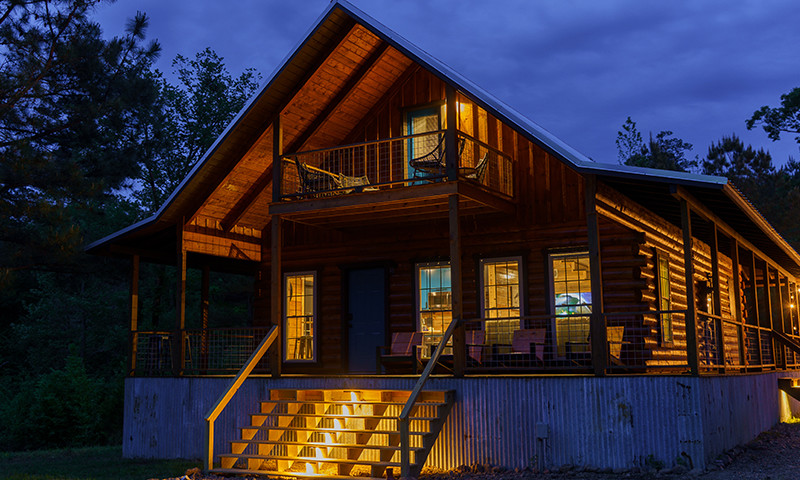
95 0 800 168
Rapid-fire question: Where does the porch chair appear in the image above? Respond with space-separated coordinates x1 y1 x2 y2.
511 328 546 364
296 161 342 195
378 332 422 374
462 152 489 184
607 325 625 366
408 136 466 178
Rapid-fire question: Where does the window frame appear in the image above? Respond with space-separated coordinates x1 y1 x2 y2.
415 261 452 358
548 250 592 358
479 256 524 345
283 271 318 363
655 251 674 345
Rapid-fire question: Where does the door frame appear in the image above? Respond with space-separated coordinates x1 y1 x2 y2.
340 261 393 373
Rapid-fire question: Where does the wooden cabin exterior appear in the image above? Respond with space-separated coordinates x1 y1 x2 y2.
88 1 800 475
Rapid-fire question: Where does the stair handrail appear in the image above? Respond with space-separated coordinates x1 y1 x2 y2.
203 325 278 471
398 317 460 478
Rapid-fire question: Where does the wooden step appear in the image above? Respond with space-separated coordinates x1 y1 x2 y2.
241 424 431 435
218 452 411 469
211 468 385 480
261 399 446 408
251 412 439 421
231 438 426 452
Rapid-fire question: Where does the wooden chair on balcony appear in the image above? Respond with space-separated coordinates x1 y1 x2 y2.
296 161 342 195
378 332 422 374
408 136 466 178
461 152 489 184
511 328 546 364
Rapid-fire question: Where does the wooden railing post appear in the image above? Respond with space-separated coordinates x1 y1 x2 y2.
449 194 465 376
270 216 283 376
175 219 187 375
680 199 700 375
130 254 140 375
585 175 606 376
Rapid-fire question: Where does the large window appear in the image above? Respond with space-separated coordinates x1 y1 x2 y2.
284 272 316 362
656 253 674 344
550 252 592 357
481 257 522 346
417 262 451 357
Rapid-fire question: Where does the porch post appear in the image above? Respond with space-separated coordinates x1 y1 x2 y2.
175 219 187 376
449 194 466 376
130 254 140 374
445 84 458 181
270 216 283 377
201 264 210 372
730 238 746 370
680 199 700 375
584 175 606 376
272 115 283 203
710 225 726 372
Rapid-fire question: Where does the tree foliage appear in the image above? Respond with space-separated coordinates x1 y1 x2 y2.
134 48 261 214
616 117 696 172
0 0 160 278
747 87 800 145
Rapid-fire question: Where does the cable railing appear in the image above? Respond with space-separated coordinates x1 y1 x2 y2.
279 130 513 200
130 327 274 376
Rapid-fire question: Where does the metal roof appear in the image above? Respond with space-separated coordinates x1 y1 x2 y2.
86 1 800 275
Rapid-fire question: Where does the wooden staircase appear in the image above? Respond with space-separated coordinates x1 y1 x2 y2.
212 389 455 479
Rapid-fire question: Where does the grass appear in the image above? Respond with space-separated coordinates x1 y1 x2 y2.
0 445 201 480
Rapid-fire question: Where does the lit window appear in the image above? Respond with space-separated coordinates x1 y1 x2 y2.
481 257 522 346
657 254 673 344
417 262 451 357
284 272 316 361
550 252 592 357
406 106 443 178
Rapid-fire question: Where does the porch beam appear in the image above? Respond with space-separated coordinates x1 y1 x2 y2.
730 238 747 369
201 264 210 372
449 194 466 376
671 185 795 280
220 44 392 232
445 85 458 181
680 199 700 375
130 254 140 374
219 165 273 232
585 175 606 376
185 19 356 225
175 219 187 376
270 216 283 377
283 42 390 156
710 225 726 372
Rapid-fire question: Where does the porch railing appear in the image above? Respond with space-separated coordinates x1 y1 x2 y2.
130 327 273 376
280 130 513 200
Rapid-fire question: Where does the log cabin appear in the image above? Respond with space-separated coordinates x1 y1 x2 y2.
87 1 800 476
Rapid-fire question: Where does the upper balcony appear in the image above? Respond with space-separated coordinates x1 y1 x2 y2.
269 130 515 227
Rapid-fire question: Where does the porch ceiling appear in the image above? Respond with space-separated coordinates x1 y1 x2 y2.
189 23 414 234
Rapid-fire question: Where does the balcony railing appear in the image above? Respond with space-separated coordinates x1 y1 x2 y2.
280 131 513 200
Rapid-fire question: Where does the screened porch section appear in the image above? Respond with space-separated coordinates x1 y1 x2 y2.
279 131 513 200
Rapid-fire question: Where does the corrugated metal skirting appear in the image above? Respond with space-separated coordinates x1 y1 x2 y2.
123 373 800 470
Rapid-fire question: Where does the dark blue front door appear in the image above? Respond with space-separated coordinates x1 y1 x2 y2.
347 268 387 373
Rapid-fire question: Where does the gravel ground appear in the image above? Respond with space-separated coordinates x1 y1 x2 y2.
179 422 800 480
